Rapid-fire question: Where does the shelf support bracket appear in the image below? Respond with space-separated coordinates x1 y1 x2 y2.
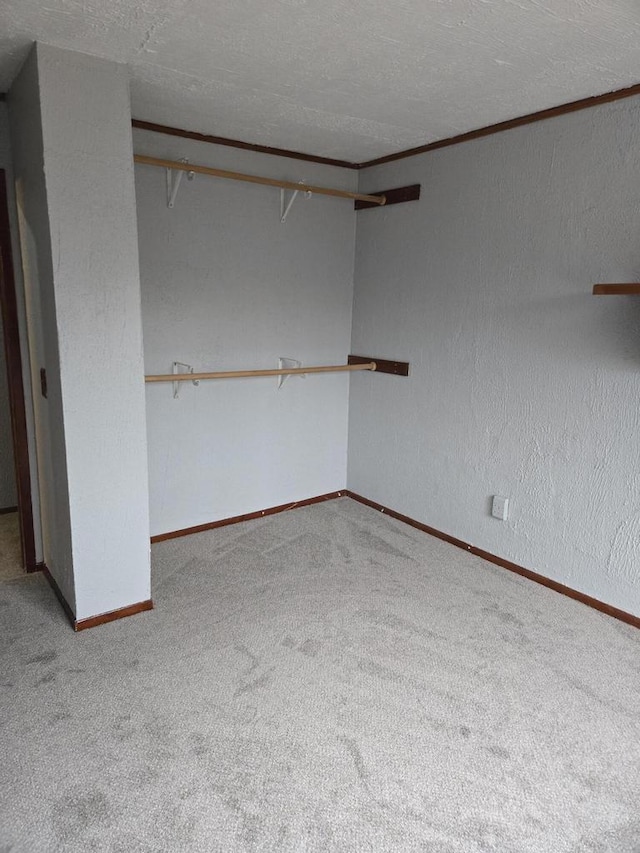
172 361 200 398
166 158 195 208
280 182 311 223
277 357 306 389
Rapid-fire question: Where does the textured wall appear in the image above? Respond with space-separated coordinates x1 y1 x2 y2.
9 51 73 598
10 45 151 619
350 96 640 617
135 130 356 536
35 45 151 619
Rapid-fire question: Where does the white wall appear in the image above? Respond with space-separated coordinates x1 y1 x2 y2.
134 131 356 536
350 96 640 617
10 44 151 620
9 54 72 596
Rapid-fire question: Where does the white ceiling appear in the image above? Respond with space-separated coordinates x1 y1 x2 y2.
1 0 640 163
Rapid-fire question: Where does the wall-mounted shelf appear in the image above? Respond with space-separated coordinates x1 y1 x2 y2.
593 284 640 295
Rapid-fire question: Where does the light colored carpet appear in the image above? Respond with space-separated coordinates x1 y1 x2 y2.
0 511 22 582
1 497 640 852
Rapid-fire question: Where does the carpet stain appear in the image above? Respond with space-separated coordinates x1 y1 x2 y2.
223 794 261 847
53 789 110 841
189 732 210 757
578 818 640 852
298 638 320 657
26 650 57 665
358 658 405 684
126 765 161 787
504 630 532 648
113 714 136 743
338 735 368 785
482 603 526 629
548 664 640 720
347 520 412 559
50 712 71 724
235 644 260 675
358 607 436 640
484 744 511 760
337 543 352 563
235 668 274 696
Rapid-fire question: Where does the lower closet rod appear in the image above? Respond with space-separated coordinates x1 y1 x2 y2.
145 362 377 383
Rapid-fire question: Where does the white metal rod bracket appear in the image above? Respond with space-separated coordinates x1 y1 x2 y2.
277 357 306 389
167 158 195 208
280 182 312 223
172 361 200 398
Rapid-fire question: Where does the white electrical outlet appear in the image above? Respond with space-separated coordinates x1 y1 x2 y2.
492 495 509 521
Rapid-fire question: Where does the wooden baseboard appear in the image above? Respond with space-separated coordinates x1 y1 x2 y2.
38 488 637 631
345 491 640 630
75 599 153 632
151 490 346 543
40 564 76 629
39 563 153 631
0 505 17 515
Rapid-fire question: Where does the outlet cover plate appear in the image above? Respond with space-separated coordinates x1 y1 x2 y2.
492 495 509 521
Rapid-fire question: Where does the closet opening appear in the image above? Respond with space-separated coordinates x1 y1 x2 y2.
0 168 36 577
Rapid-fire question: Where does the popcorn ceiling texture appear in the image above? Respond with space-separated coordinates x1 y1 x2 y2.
1 1 640 160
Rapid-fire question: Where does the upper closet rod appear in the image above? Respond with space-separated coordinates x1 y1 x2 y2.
145 362 377 383
134 155 386 207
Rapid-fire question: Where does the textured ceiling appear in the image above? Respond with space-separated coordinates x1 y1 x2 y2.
1 0 640 162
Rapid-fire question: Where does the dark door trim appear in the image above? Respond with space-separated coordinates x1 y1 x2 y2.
0 168 37 571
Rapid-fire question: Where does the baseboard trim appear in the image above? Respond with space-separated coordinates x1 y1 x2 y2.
40 563 153 631
151 490 346 543
345 491 640 630
41 564 76 629
42 488 632 630
0 505 17 515
75 599 154 632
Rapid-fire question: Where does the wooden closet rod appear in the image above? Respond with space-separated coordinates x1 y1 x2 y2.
134 155 386 206
145 362 377 383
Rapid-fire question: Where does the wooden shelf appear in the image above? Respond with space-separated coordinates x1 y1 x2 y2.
593 284 640 295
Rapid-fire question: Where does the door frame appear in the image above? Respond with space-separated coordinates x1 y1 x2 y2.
0 168 37 571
